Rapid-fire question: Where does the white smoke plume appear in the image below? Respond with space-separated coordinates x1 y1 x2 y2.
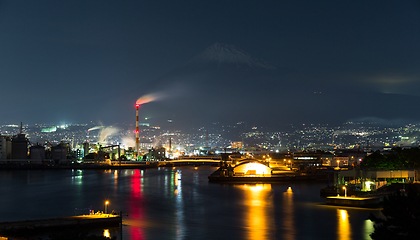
99 127 120 145
88 126 105 131
136 92 165 105
121 136 135 149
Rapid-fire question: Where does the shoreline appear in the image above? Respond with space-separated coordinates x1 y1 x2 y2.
0 161 221 170
0 164 159 170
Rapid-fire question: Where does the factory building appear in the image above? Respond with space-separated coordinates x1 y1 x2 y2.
51 143 67 160
11 133 28 159
0 136 12 159
30 145 45 159
83 142 89 157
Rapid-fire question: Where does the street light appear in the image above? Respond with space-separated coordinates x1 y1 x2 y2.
105 201 109 214
342 186 347 198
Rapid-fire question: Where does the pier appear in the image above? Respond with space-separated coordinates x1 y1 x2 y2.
208 173 327 183
0 214 121 232
326 196 382 207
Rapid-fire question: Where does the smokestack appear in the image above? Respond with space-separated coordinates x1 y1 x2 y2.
206 130 209 149
136 104 140 159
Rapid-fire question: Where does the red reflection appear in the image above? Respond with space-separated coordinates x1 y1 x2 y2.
129 227 145 240
128 169 145 239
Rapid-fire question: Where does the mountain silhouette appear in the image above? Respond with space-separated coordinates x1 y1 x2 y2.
134 43 420 131
188 42 275 69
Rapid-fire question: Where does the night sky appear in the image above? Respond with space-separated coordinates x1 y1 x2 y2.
1 1 419 129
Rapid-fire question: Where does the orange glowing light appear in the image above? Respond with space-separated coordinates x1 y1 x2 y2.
338 209 351 240
235 162 271 176
103 229 110 238
237 184 273 240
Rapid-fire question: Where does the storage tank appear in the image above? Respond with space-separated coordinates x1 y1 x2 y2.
11 134 28 159
51 144 67 160
30 145 45 159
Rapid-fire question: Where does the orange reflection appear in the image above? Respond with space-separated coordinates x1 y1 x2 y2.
114 170 118 193
237 184 273 240
283 187 295 240
103 229 110 238
337 209 351 240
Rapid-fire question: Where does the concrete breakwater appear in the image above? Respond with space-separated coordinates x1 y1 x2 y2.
208 172 328 183
0 215 121 232
326 196 383 207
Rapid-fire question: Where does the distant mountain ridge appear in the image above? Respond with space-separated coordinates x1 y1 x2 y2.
133 42 420 131
188 42 275 69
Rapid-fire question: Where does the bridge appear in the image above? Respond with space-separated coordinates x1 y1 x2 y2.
157 157 222 167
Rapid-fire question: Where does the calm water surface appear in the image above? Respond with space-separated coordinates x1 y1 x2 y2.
0 167 380 239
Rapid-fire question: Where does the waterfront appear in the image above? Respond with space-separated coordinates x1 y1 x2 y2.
0 167 380 239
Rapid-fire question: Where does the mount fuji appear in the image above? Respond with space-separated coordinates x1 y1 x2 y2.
134 43 420 131
188 42 275 69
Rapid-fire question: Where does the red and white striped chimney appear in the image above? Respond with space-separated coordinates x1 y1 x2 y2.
135 104 140 159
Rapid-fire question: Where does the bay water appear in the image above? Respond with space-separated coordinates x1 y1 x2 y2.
0 166 380 239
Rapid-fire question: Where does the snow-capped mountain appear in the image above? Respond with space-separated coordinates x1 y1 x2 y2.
188 42 275 69
133 43 420 131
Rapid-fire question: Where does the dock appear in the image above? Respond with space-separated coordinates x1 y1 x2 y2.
0 214 121 232
208 170 328 183
326 196 382 207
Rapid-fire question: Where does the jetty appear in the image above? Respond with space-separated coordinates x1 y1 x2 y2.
208 173 327 183
208 162 329 183
326 196 382 207
0 214 121 233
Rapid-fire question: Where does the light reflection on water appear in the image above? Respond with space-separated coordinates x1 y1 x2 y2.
174 170 185 240
283 187 295 240
103 229 110 238
337 209 351 240
0 167 382 240
127 169 145 239
235 184 274 240
363 219 374 240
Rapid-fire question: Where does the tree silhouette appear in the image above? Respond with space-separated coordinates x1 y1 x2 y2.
361 147 420 169
369 188 420 240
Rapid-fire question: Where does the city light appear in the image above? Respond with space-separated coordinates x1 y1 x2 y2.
105 201 109 214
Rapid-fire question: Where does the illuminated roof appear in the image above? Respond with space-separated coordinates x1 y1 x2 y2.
233 161 271 175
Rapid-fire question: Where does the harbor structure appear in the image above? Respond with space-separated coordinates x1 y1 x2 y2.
0 136 12 159
11 133 28 159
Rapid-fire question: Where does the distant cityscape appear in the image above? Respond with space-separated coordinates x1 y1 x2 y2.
1 120 419 163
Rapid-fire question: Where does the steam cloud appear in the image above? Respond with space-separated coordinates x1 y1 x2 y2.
136 92 165 105
99 126 120 144
121 136 135 148
88 126 105 131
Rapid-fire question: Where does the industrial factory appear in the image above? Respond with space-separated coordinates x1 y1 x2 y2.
0 100 175 167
